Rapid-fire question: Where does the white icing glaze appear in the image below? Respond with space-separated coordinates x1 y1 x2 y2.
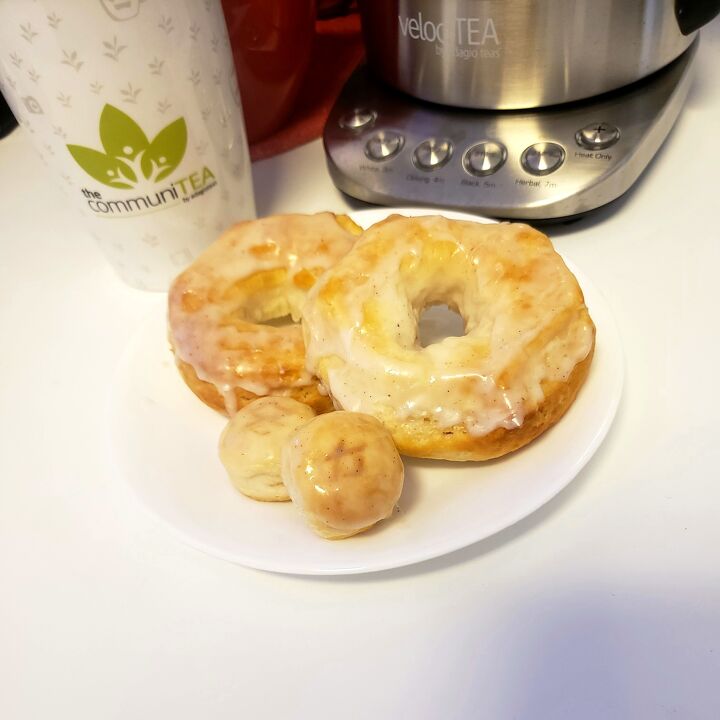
168 213 358 410
280 411 403 538
219 396 316 501
220 384 238 417
302 215 595 438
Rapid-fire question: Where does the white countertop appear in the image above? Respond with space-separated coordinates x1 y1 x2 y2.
2 24 720 720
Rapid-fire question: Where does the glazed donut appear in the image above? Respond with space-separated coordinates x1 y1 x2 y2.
281 411 404 539
168 212 362 415
302 215 596 461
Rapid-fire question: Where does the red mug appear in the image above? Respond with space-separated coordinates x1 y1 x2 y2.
222 0 316 143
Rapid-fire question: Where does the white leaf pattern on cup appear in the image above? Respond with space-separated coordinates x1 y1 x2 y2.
171 248 193 266
61 50 84 72
20 23 39 44
103 36 127 62
119 82 141 103
158 16 174 35
149 57 164 75
142 234 159 247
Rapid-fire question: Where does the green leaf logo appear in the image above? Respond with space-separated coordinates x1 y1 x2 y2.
67 104 187 188
142 117 186 183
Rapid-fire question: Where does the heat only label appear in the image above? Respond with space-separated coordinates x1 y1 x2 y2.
398 12 500 59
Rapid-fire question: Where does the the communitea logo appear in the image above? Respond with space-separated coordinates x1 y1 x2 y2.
66 103 217 217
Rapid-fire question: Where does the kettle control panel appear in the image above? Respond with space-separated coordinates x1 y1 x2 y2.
324 44 696 220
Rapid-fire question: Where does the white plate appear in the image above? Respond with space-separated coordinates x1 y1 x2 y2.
108 208 623 575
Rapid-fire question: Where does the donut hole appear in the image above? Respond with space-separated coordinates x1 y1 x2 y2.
243 292 299 325
261 314 294 328
232 273 305 326
417 304 466 347
397 238 476 349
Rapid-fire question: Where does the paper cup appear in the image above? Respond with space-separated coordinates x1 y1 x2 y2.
0 0 255 290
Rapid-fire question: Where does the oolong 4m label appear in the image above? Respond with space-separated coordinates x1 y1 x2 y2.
67 104 217 216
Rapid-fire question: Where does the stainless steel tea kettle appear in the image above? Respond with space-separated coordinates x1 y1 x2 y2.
359 0 720 109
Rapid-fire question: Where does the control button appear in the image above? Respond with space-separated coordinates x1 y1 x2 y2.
339 108 376 131
413 138 452 170
576 122 620 150
365 130 404 161
521 142 565 176
463 141 507 176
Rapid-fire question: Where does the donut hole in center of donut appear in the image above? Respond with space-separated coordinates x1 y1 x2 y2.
236 274 304 327
261 314 295 328
398 238 476 349
245 294 299 327
417 304 466 347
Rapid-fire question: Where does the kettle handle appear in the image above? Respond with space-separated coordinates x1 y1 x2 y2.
675 0 720 34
